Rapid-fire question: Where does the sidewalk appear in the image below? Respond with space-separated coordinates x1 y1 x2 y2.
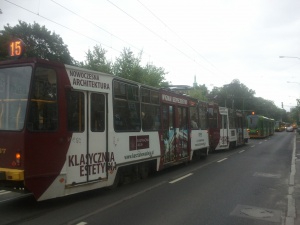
292 132 300 225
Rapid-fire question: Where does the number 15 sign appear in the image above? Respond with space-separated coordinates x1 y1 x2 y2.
8 38 25 59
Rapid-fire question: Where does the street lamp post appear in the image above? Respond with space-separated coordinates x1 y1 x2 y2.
279 56 300 60
280 56 300 125
287 81 300 85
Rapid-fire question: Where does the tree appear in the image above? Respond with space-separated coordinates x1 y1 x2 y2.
0 21 74 64
208 79 287 120
209 79 256 110
188 84 208 101
142 63 167 87
82 45 112 74
290 107 300 124
113 48 142 81
112 48 167 87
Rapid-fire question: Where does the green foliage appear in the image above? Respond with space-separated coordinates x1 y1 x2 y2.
142 63 167 87
210 79 256 108
208 79 287 120
113 48 143 81
81 45 112 74
112 48 167 87
188 84 208 101
289 106 300 124
0 21 74 64
0 30 10 60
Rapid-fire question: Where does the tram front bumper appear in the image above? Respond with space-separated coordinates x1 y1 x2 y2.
0 169 24 181
0 171 5 180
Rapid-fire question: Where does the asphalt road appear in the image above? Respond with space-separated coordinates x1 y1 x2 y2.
0 131 295 225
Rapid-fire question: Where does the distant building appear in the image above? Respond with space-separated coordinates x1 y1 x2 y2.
167 85 192 95
165 75 199 95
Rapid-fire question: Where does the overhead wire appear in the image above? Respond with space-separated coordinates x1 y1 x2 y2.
4 0 121 54
50 0 142 53
3 0 182 72
106 0 213 72
136 0 225 76
49 0 178 69
4 0 222 79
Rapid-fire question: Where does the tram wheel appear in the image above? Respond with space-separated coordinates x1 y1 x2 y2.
109 169 124 189
139 163 149 179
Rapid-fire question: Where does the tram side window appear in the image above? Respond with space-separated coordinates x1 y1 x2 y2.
66 91 85 132
113 80 140 131
190 106 199 129
91 93 105 132
199 104 208 129
141 88 160 131
229 109 235 129
178 107 188 129
28 67 58 131
208 108 218 128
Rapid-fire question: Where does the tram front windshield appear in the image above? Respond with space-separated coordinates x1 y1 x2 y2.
248 116 258 129
0 66 32 131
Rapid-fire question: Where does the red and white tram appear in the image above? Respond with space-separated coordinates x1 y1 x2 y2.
0 57 212 201
215 107 248 151
0 40 248 201
216 107 231 150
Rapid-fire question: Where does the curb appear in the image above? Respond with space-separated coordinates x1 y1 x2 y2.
285 133 297 225
287 132 300 225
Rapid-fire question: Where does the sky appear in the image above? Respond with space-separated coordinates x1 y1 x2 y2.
1 0 300 112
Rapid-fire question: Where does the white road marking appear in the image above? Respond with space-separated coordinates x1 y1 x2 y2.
0 190 11 195
239 150 245 153
169 173 193 184
253 172 281 178
217 158 227 163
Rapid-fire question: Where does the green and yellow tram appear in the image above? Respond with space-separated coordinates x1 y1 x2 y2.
247 115 274 138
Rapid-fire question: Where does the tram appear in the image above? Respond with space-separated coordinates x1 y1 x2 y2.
215 107 248 150
247 115 274 138
0 59 213 201
0 39 248 201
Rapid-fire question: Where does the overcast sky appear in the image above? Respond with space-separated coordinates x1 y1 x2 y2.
1 0 300 112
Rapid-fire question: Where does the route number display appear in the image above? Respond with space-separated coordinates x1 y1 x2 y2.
8 39 25 58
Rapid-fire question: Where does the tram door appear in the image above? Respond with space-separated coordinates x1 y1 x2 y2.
220 114 228 146
177 107 188 158
88 93 107 181
162 105 175 163
162 105 188 163
236 115 243 145
66 91 107 185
